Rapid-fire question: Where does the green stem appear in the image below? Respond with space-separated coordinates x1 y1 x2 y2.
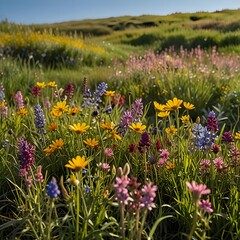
75 184 80 240
188 203 198 240
47 199 54 240
120 203 125 240
138 209 148 240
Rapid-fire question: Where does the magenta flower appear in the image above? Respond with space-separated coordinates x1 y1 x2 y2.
97 162 111 172
104 148 114 158
18 137 36 176
213 157 227 173
229 145 239 167
200 159 211 173
35 165 44 183
32 86 41 97
114 176 131 205
199 199 213 213
15 91 24 110
157 158 167 168
160 149 170 159
140 182 157 210
186 180 211 202
222 131 234 143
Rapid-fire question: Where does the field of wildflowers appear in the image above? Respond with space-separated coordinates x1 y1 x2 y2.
0 28 240 239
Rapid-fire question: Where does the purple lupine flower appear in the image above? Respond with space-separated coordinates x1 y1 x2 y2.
222 131 234 143
18 137 36 176
119 109 133 134
186 180 211 202
138 131 151 153
96 82 108 96
140 182 157 210
15 91 24 110
93 82 108 104
34 104 46 134
195 127 217 152
199 199 213 213
131 98 143 122
46 177 61 198
206 110 218 132
114 176 131 205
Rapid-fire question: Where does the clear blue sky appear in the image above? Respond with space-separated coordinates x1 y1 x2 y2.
1 0 240 24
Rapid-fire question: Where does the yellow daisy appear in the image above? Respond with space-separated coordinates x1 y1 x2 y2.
51 101 69 117
104 91 115 97
153 101 166 112
235 132 240 140
47 81 57 87
183 102 195 110
181 115 190 124
108 129 122 140
68 173 79 186
100 121 115 130
165 125 178 135
17 107 28 116
50 138 64 150
65 155 89 172
158 111 170 118
43 147 55 156
83 138 99 148
68 123 90 134
129 122 146 134
48 122 58 131
68 107 80 116
165 97 183 111
36 82 46 88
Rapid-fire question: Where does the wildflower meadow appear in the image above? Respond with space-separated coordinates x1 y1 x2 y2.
0 18 240 240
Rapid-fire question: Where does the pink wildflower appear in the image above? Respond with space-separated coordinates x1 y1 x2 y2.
200 159 211 173
199 199 213 213
140 182 157 210
15 91 24 110
97 162 111 172
213 157 227 173
186 180 211 202
104 148 114 158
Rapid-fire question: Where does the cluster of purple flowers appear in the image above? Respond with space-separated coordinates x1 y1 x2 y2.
114 175 157 212
119 98 143 134
157 149 170 168
46 177 61 199
82 82 108 108
65 83 75 102
186 180 213 213
191 111 218 152
18 137 36 176
34 104 46 134
15 91 24 110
